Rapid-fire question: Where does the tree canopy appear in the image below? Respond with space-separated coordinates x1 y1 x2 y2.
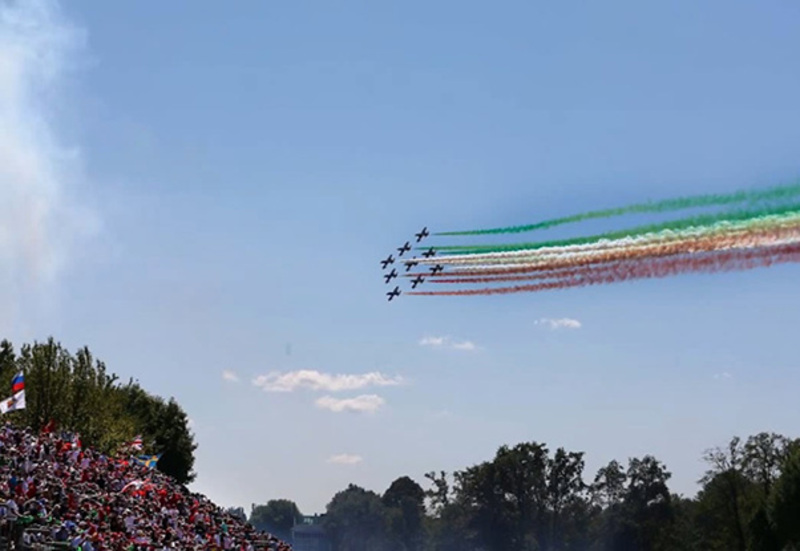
308 432 800 551
0 337 197 484
249 499 303 542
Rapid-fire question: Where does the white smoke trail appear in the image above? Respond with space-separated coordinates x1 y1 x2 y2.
0 0 96 328
434 229 800 282
411 211 800 267
438 221 800 275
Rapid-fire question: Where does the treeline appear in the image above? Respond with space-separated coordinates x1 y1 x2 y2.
253 432 800 551
0 338 197 484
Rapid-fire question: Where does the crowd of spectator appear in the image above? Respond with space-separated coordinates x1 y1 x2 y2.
0 422 292 550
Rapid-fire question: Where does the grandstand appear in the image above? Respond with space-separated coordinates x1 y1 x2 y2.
0 423 292 550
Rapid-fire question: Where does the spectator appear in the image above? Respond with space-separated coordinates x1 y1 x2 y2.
0 422 292 550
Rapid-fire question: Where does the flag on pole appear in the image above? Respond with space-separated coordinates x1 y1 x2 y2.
11 372 24 393
0 390 25 414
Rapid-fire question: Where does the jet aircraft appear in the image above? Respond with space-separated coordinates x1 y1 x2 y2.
384 269 398 283
422 247 436 258
415 227 429 242
430 264 444 275
405 258 419 272
397 241 412 256
411 275 425 288
386 286 401 301
380 255 395 269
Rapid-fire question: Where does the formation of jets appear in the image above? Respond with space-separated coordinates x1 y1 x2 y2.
380 227 443 301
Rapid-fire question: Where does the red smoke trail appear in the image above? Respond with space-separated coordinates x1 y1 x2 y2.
408 224 800 280
407 242 800 296
431 233 800 285
432 262 630 285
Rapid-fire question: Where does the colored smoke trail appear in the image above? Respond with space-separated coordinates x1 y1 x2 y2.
424 225 800 281
428 202 800 255
445 219 800 272
412 210 800 266
436 180 800 236
430 235 800 285
385 180 800 300
407 242 800 296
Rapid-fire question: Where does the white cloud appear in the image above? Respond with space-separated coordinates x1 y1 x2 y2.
535 318 582 330
419 336 446 347
0 0 98 322
451 340 477 351
326 454 363 465
252 370 403 393
315 394 385 413
222 370 239 383
419 336 478 351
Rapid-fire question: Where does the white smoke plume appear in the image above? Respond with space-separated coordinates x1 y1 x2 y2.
0 0 96 326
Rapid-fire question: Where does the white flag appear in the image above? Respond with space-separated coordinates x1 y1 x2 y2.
0 389 25 414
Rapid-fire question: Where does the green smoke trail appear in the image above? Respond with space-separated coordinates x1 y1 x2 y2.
422 214 800 267
427 211 800 265
431 202 800 255
436 180 800 236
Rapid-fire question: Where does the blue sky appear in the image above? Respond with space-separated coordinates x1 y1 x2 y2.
2 0 800 514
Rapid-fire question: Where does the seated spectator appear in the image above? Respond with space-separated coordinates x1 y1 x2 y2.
0 422 292 550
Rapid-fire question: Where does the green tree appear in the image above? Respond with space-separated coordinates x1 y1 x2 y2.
0 340 16 382
454 456 519 551
701 436 750 551
769 443 800 548
695 433 794 550
383 476 426 551
151 397 196 483
595 456 674 551
424 471 452 518
249 499 302 541
545 447 587 550
445 442 591 551
591 460 627 509
423 472 475 551
424 501 474 551
118 381 197 483
668 496 703 551
0 338 197 484
743 432 791 501
315 434 800 551
746 505 782 551
694 469 754 551
324 484 390 551
626 456 674 550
